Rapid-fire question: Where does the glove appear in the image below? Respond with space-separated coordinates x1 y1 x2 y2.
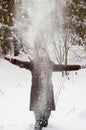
4 57 15 63
4 57 11 62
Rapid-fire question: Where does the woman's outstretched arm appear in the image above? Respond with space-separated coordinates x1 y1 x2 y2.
4 57 33 71
53 64 81 72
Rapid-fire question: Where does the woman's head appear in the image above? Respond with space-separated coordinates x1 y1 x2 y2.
34 47 50 63
37 48 47 58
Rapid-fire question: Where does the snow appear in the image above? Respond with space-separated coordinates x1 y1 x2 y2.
15 0 63 50
0 58 86 130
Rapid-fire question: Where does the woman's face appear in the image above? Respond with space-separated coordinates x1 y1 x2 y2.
37 48 46 58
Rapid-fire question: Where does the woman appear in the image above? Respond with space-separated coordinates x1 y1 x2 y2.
5 48 83 130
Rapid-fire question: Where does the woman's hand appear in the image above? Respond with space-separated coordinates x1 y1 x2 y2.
4 57 15 63
4 57 11 62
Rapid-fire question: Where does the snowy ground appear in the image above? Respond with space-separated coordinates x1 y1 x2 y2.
0 58 86 130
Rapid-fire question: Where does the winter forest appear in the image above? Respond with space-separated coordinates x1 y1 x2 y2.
0 0 86 130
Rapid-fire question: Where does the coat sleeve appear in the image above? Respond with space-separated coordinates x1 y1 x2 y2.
53 64 81 72
5 57 33 71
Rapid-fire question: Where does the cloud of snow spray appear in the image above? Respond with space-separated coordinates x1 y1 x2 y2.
15 0 64 55
15 0 64 113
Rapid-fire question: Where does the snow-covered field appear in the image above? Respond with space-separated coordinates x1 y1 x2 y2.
0 58 86 130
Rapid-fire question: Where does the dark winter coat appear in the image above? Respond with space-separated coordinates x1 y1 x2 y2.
5 57 81 111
